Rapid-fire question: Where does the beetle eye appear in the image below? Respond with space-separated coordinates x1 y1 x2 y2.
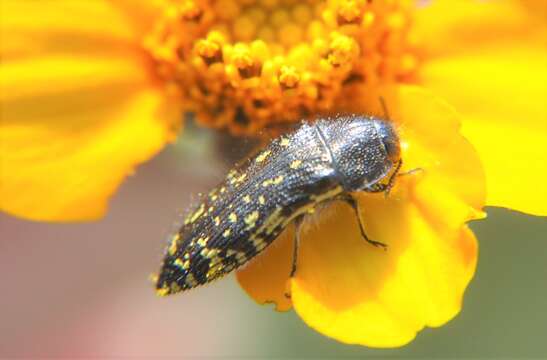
374 120 401 162
382 136 400 161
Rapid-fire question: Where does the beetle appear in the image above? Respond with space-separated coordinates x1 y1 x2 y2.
155 114 402 295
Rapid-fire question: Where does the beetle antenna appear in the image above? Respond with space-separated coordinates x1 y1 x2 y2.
379 96 390 120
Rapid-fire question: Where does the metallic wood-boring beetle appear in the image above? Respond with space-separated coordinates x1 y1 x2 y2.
156 115 402 295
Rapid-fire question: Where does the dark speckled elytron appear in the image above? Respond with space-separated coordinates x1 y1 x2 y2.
156 115 402 295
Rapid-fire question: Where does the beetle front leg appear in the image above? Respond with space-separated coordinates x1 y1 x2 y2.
337 194 388 250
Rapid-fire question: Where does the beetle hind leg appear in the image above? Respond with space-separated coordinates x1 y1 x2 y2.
290 215 304 278
284 215 304 299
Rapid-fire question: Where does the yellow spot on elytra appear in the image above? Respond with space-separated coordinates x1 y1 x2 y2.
168 235 179 256
227 249 248 264
236 173 247 183
251 236 267 251
207 264 225 279
185 273 197 287
211 194 218 201
201 248 220 259
214 216 221 226
208 206 214 213
263 207 284 234
259 195 266 204
227 169 237 179
310 186 343 202
174 258 190 270
236 253 247 263
245 207 285 251
280 138 290 147
220 187 226 193
229 212 238 222
290 160 302 169
255 150 271 163
223 228 231 237
228 170 240 184
244 210 260 229
186 204 205 224
197 236 209 247
243 195 251 203
208 254 222 267
261 175 283 188
156 287 170 297
170 282 181 293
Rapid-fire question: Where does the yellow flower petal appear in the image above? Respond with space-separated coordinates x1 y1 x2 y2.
0 0 138 59
292 206 478 347
109 0 166 37
415 0 547 215
238 85 485 347
1 55 149 103
0 0 178 221
0 86 176 221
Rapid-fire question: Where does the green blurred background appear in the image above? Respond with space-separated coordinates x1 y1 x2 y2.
1 125 546 358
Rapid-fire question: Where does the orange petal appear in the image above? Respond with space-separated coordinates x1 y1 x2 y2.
238 85 485 347
0 0 178 221
0 0 139 60
0 86 177 221
415 0 547 215
236 225 294 312
109 0 166 37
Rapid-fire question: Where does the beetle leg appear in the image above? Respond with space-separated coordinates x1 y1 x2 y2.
338 194 388 250
365 183 388 193
379 96 391 120
384 159 402 196
290 215 304 278
364 159 403 196
285 216 304 299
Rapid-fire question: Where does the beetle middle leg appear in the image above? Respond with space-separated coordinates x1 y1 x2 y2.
290 215 305 278
285 216 304 299
337 194 388 250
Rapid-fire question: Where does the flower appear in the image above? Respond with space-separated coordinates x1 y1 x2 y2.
413 0 547 216
0 0 182 221
1 0 544 221
0 0 544 347
237 85 486 346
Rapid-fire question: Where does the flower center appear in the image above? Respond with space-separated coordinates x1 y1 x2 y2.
144 0 418 135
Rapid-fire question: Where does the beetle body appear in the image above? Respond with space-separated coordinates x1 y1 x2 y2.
156 115 401 295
